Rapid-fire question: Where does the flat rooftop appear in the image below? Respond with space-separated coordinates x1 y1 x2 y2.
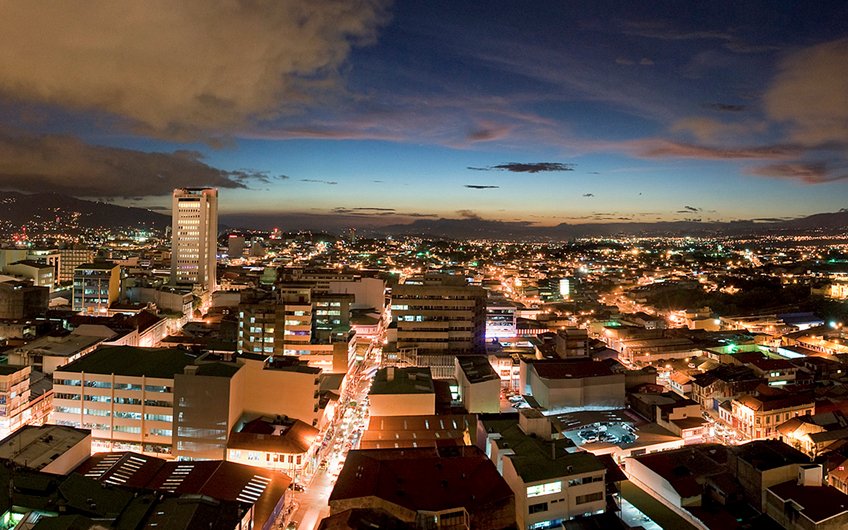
57 345 195 378
370 366 434 395
0 425 89 472
457 355 499 383
17 333 103 357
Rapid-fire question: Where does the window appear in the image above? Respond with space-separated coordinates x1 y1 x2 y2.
527 481 562 497
528 502 548 514
576 492 603 504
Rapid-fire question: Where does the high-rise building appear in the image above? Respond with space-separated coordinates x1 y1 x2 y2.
391 274 486 355
170 187 218 291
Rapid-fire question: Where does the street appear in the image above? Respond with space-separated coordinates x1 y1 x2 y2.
286 331 384 529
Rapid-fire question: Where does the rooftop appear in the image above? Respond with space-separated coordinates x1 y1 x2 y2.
630 444 728 499
370 366 434 395
457 355 499 383
735 385 814 412
57 345 195 378
75 452 290 527
75 261 117 271
529 359 615 379
362 414 476 449
0 425 90 472
329 446 513 513
228 416 319 454
768 480 848 523
480 413 605 483
16 333 103 357
731 439 809 471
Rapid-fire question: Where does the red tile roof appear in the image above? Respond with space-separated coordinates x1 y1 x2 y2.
329 447 513 515
74 452 290 528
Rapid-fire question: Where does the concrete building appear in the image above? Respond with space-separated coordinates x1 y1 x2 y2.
727 439 811 511
455 356 500 413
227 234 245 259
369 366 435 417
8 332 103 374
0 424 91 475
329 446 516 530
554 328 589 359
72 261 121 313
625 444 728 509
125 285 194 318
0 278 48 319
0 364 32 437
766 481 848 530
5 260 54 289
170 187 218 291
486 299 517 339
238 353 323 427
392 274 486 356
172 361 243 460
479 412 608 529
52 345 192 455
629 392 708 444
520 359 625 411
56 248 96 283
238 298 283 356
326 276 386 311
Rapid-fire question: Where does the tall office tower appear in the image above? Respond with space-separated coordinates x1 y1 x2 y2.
170 188 218 291
392 274 486 356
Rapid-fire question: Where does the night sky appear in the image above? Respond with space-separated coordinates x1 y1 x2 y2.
0 1 847 228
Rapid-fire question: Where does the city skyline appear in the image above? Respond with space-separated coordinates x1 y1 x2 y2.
0 1 846 230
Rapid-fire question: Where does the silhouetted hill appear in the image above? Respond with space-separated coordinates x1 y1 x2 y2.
379 211 848 239
0 191 168 230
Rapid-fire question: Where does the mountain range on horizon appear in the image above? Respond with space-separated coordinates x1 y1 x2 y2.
1 191 846 240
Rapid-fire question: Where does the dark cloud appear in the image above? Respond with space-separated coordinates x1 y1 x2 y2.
465 184 500 189
583 193 595 197
682 205 702 212
329 207 437 218
0 1 390 141
0 130 282 197
301 179 338 185
456 209 481 219
467 162 575 173
747 162 848 184
702 103 747 112
466 126 510 142
632 140 801 160
331 207 395 214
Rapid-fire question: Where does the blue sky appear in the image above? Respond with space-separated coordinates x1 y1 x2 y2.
0 1 846 227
